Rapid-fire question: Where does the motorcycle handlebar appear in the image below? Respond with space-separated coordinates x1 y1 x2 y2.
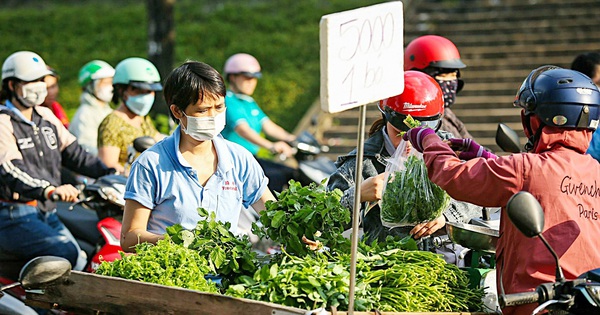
500 291 540 308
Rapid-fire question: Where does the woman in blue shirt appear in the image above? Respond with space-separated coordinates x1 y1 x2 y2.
120 61 274 251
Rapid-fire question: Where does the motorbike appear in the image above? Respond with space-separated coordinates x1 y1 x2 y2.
0 256 71 315
499 191 600 314
261 131 337 194
291 131 338 186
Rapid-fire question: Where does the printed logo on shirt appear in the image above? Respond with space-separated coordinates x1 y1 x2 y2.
251 109 260 116
17 137 34 150
41 126 58 150
222 180 238 191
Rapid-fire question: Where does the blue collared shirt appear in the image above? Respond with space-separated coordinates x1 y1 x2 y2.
124 126 269 235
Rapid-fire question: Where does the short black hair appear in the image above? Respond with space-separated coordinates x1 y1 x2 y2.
163 61 226 123
571 52 600 79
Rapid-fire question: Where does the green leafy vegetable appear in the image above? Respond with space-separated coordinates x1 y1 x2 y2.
95 236 218 293
166 208 258 287
253 180 351 256
381 155 450 226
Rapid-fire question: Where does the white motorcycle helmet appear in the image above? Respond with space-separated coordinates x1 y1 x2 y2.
2 51 53 82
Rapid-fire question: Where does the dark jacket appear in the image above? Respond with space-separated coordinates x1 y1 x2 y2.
327 128 485 243
0 102 112 210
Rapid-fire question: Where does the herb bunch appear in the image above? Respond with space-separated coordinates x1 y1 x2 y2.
166 208 258 287
253 180 351 256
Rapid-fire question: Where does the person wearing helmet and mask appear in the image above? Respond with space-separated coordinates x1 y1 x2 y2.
41 66 70 128
69 60 115 155
570 52 600 162
221 53 297 193
405 35 473 139
327 71 485 259
120 61 275 251
97 57 165 174
403 66 600 315
0 51 116 272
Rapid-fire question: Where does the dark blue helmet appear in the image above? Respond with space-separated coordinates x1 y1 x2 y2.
514 66 600 130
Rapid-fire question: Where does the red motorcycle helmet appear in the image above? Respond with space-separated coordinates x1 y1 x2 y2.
404 35 466 71
379 70 444 131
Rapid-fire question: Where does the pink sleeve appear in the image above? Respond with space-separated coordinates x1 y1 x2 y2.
421 134 525 207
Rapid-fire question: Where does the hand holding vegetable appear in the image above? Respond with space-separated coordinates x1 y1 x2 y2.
410 215 446 239
402 127 436 153
447 138 497 160
360 173 386 202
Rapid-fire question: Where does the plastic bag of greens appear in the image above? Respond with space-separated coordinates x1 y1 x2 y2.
380 139 450 227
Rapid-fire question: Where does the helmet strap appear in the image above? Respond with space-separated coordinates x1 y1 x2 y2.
524 119 545 152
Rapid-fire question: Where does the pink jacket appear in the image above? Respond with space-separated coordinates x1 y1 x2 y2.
421 127 600 315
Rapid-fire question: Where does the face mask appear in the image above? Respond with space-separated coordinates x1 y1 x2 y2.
18 81 48 108
94 81 113 103
126 93 155 116
436 79 458 108
182 110 226 141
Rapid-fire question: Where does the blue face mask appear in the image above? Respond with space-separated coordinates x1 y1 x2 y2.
126 93 155 116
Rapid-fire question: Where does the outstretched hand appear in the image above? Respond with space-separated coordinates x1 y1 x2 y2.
447 138 497 160
402 127 436 153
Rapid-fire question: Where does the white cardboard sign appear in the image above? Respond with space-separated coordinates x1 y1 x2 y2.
320 1 404 113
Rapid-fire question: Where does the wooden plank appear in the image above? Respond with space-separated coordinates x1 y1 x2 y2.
24 271 489 315
26 271 306 315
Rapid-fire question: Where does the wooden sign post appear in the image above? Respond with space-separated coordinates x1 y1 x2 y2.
320 2 404 314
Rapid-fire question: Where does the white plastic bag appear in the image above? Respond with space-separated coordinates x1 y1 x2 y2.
380 139 450 227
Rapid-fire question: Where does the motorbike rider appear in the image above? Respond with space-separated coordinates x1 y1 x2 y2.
327 71 484 263
0 51 116 272
97 57 165 174
403 66 600 315
220 53 297 193
405 35 473 139
69 60 115 155
570 52 600 162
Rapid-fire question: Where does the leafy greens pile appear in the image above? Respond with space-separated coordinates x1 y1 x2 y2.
227 236 484 312
95 236 218 293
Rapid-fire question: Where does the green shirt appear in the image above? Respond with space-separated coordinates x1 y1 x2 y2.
97 112 159 165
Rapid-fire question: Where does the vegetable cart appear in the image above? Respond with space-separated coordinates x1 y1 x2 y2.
24 270 489 315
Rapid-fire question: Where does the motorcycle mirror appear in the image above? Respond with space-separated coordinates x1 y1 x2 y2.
496 123 522 153
18 256 71 289
506 191 545 237
133 136 156 153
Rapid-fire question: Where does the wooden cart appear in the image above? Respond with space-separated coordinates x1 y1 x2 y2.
24 270 488 315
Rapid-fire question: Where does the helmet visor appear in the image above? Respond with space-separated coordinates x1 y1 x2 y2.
236 71 262 79
130 81 163 91
382 106 442 131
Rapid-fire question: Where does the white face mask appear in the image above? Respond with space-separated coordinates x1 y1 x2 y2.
126 93 155 116
18 81 48 108
94 81 113 103
181 109 226 141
